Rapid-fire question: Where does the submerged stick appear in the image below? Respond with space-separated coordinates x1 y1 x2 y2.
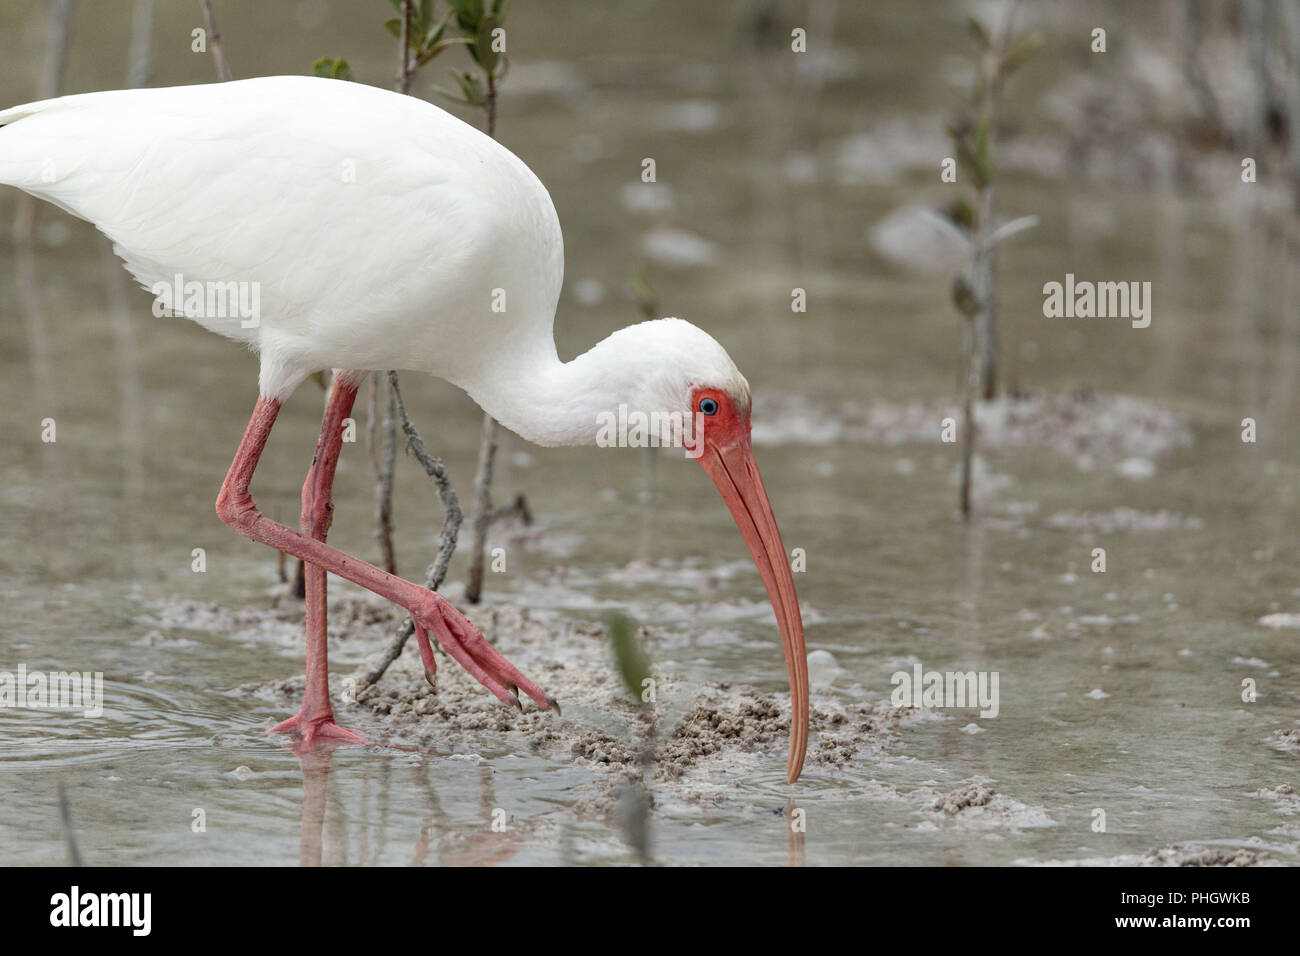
56 782 84 867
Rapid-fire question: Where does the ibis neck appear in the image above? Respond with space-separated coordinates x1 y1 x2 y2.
455 334 626 448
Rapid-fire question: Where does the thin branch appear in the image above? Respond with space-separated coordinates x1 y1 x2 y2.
364 370 397 575
487 493 531 527
464 65 504 604
368 0 516 672
370 0 418 579
199 0 232 82
360 372 463 690
464 414 499 603
126 0 156 89
373 375 397 575
1283 0 1300 212
38 0 77 100
389 372 462 589
396 0 413 94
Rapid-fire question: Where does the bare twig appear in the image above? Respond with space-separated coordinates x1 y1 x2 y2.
389 372 462 587
464 414 499 604
361 372 463 690
1179 0 1224 136
1239 0 1275 156
396 0 413 93
974 3 1016 402
463 68 504 605
126 0 156 89
372 0 418 578
37 0 76 100
954 0 1037 517
365 0 518 673
487 493 531 527
959 287 980 519
364 371 396 574
199 0 232 82
373 375 398 575
1280 0 1300 211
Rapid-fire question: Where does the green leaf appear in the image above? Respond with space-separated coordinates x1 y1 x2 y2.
630 267 658 319
605 613 651 704
437 69 484 107
473 15 501 72
422 9 453 51
999 31 1044 80
384 17 402 38
952 273 980 317
963 114 992 187
947 196 976 232
966 16 991 51
311 57 353 81
986 214 1040 247
446 0 484 31
414 35 475 70
972 115 990 160
431 83 466 104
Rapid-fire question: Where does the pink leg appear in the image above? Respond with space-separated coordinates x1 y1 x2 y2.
268 374 370 747
217 388 557 743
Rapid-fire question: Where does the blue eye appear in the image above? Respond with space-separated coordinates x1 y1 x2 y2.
698 397 719 415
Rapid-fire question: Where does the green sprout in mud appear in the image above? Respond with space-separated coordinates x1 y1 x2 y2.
606 612 654 864
606 612 652 705
945 5 1041 518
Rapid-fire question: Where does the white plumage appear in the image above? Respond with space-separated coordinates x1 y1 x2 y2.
0 76 751 445
1 78 565 402
1 75 808 781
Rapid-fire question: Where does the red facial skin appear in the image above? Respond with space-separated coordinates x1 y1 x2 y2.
690 386 810 783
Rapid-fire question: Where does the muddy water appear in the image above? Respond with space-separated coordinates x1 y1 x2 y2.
1 1 1297 865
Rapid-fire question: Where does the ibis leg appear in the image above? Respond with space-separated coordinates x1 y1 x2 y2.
216 388 556 749
268 373 369 746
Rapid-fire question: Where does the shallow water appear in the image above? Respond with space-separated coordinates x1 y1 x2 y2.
1 1 1297 865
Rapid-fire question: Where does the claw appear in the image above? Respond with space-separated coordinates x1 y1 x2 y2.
415 595 558 716
546 695 561 716
424 669 437 689
414 620 438 681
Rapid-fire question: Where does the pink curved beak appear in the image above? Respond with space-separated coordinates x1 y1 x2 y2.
698 434 809 783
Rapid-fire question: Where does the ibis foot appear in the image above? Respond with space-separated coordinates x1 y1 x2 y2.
269 709 372 751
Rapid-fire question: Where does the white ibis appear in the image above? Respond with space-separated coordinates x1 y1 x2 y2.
0 76 810 782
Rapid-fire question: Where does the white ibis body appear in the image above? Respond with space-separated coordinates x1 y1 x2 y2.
0 76 810 782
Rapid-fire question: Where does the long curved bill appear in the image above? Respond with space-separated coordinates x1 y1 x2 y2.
697 434 809 783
